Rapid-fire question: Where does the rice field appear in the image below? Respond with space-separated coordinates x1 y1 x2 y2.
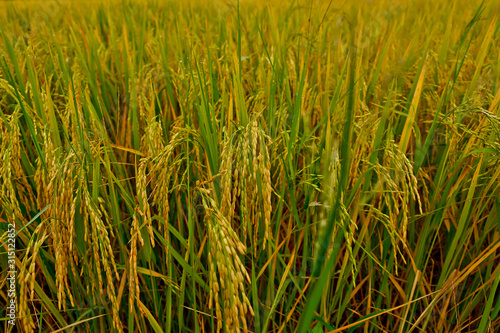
0 0 499 332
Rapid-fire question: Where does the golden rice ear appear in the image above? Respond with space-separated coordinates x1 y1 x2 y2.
18 224 49 333
129 210 141 315
137 158 155 248
82 185 123 332
219 118 272 252
202 194 253 333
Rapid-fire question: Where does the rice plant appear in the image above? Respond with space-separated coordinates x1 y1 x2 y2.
0 0 499 332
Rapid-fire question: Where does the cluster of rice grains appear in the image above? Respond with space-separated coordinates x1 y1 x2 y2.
33 134 122 332
369 141 423 274
189 118 270 332
0 112 34 331
130 122 207 314
203 195 254 333
0 111 32 224
220 119 272 250
129 157 155 315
